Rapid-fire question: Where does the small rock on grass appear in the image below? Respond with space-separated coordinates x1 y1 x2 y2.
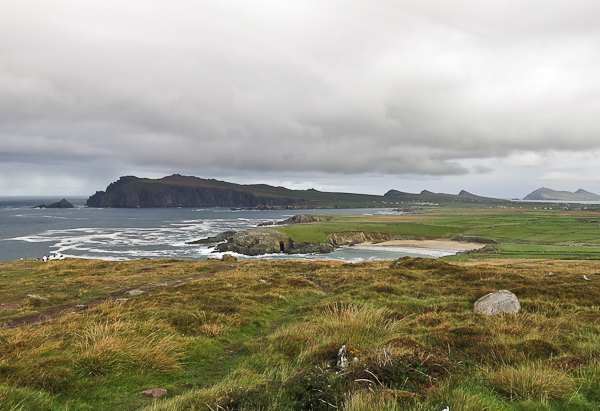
337 345 349 368
27 294 48 300
142 388 167 398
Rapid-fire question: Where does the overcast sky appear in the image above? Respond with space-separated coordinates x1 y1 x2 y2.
2 0 600 199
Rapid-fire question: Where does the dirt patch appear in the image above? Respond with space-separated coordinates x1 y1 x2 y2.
0 302 22 313
303 276 331 293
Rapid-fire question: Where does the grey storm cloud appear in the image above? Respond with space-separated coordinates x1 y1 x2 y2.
2 0 600 195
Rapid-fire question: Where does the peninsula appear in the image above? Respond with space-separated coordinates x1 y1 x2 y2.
85 175 385 208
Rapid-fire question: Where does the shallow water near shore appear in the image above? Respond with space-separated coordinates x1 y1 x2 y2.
0 197 456 262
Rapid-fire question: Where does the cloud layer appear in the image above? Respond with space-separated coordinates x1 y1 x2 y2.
2 1 600 196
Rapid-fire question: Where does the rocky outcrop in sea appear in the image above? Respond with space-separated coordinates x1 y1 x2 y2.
214 229 335 256
32 199 74 209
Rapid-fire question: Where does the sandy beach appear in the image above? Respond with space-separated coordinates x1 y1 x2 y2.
355 240 486 252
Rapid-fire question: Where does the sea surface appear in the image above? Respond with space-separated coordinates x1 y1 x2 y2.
0 197 455 263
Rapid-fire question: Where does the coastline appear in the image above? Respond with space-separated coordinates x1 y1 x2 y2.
354 239 486 253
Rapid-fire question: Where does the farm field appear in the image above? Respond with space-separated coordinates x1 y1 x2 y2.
274 205 600 260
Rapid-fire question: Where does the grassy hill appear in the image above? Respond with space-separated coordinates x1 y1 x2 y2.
1 257 600 410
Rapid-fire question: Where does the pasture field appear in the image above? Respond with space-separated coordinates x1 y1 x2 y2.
275 205 600 259
2 256 600 410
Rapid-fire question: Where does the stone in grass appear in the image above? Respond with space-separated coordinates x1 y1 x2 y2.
26 294 48 300
473 290 520 315
337 345 349 368
125 289 144 296
142 388 167 398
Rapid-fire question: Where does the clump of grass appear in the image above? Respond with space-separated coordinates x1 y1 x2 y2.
342 390 414 411
550 352 600 371
168 309 238 337
73 317 182 376
416 311 442 326
0 386 58 411
431 381 511 411
268 302 403 365
487 362 575 402
512 339 560 360
481 312 570 343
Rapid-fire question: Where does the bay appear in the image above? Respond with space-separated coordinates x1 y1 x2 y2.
0 197 452 262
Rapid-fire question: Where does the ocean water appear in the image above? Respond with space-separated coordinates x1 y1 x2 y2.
0 197 455 262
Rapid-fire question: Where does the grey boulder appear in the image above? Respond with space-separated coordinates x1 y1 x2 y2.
473 290 520 315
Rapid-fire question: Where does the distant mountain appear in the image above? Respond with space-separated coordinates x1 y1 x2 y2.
86 175 386 208
384 189 502 203
523 188 600 201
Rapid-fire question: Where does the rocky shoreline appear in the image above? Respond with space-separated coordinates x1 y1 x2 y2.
187 213 488 257
187 214 401 256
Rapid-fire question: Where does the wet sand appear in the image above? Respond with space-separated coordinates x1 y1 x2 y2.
355 240 486 252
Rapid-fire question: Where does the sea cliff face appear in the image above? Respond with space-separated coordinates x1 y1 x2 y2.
86 176 305 208
86 186 291 208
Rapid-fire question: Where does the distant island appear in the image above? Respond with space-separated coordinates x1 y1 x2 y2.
384 189 501 203
32 199 74 209
523 188 600 201
86 175 504 208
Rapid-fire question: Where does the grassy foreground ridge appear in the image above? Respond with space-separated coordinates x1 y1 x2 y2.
2 254 600 410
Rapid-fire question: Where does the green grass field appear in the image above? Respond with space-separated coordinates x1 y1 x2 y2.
271 206 600 259
2 256 600 410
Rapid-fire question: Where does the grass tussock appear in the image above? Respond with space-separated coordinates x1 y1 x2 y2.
487 362 575 402
74 319 182 375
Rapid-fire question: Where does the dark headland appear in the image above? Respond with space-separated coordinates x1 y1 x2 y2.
86 175 504 208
